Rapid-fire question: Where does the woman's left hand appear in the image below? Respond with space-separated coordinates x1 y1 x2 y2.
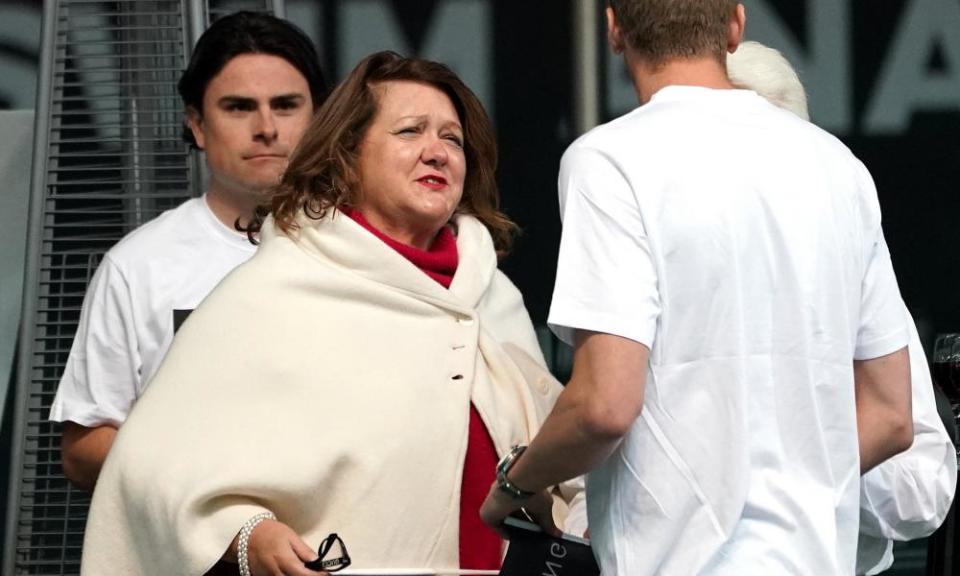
240 519 325 576
479 483 560 538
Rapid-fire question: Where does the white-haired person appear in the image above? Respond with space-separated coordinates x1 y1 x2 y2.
729 40 957 576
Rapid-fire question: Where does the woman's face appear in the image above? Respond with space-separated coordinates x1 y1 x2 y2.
354 80 466 249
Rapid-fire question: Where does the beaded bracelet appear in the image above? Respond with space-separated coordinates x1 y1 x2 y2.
237 511 276 576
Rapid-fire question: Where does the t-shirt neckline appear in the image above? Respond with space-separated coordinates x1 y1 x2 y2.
198 194 257 253
649 84 760 105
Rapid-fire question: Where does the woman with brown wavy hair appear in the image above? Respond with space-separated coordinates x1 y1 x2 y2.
79 51 583 576
255 50 516 254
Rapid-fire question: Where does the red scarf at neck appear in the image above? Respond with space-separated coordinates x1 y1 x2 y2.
342 208 458 288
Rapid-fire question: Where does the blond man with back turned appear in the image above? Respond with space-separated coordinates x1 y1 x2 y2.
481 2 913 574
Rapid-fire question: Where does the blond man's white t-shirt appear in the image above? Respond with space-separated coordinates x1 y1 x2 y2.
548 86 909 575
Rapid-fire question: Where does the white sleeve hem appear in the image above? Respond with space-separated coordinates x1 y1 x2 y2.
48 405 124 428
548 306 656 349
854 327 909 360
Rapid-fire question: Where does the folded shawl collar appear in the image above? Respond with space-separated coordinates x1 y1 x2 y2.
284 209 496 314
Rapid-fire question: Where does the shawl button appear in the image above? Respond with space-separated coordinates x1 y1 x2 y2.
536 377 551 394
456 315 475 326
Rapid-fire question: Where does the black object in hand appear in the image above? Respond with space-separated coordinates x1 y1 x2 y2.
499 517 599 576
304 533 352 573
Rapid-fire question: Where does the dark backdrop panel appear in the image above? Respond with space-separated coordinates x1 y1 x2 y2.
846 0 960 341
494 0 573 323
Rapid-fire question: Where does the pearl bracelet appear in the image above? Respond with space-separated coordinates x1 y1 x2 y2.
237 511 276 576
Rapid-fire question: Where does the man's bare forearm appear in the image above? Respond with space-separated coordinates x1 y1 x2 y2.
480 332 649 535
507 332 648 493
856 347 913 473
61 422 118 491
507 384 627 493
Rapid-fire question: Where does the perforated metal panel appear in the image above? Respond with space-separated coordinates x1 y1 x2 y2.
4 0 279 573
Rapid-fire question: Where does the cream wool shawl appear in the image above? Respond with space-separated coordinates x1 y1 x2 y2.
80 212 568 575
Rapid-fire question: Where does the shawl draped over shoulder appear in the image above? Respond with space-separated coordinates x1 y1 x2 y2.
80 212 578 575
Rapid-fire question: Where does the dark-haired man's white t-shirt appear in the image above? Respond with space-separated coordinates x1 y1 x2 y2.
50 195 256 427
548 86 909 575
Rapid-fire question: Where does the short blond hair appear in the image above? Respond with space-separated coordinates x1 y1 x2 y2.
609 0 740 65
727 41 809 120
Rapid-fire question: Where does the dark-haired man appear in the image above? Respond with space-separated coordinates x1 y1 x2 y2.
481 1 913 574
50 11 326 491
